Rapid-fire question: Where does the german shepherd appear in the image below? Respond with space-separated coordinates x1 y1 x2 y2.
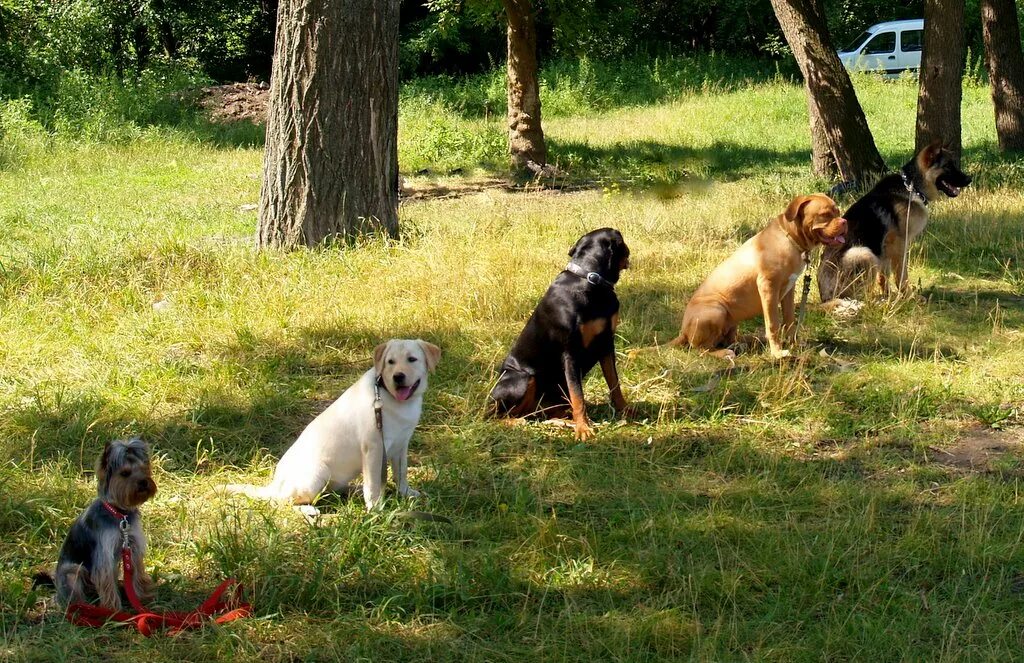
818 142 972 302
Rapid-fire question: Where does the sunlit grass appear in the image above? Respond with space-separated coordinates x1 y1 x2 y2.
1 64 1023 660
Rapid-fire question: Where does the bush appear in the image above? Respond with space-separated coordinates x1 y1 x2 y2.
0 60 209 143
402 53 790 120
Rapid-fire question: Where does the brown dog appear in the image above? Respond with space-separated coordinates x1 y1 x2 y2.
669 194 847 359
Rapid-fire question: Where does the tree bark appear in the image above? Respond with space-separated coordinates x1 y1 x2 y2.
769 0 886 182
257 0 400 248
980 0 1024 151
502 0 547 169
916 0 966 159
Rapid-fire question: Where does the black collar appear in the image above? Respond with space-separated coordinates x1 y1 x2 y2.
565 262 614 289
900 168 929 208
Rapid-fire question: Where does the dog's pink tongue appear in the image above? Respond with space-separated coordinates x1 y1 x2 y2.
395 386 413 401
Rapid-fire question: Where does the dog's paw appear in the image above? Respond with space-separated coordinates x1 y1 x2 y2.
296 504 321 521
708 348 737 362
770 348 792 360
136 577 156 602
401 487 422 498
618 404 639 420
574 420 595 441
823 298 864 319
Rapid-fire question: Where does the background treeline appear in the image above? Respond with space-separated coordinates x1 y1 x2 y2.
1 0 1005 90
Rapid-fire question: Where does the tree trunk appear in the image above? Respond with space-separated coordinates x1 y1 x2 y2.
502 0 547 169
981 0 1024 151
769 0 886 182
150 0 178 58
807 88 833 175
257 0 400 248
916 0 966 159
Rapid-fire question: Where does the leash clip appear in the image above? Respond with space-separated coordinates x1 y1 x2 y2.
119 516 131 550
373 376 384 432
586 273 602 286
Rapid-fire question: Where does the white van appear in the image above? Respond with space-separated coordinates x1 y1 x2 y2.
838 19 924 76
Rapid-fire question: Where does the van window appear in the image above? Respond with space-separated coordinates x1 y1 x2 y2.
901 29 923 52
862 32 896 54
842 30 872 53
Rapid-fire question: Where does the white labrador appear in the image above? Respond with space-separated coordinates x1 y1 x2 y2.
225 339 441 511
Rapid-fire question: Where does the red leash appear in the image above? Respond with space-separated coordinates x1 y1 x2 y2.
65 503 251 636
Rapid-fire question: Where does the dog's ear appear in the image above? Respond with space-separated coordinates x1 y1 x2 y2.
96 440 114 494
784 195 812 222
921 140 944 167
568 234 587 258
373 341 391 375
417 340 442 373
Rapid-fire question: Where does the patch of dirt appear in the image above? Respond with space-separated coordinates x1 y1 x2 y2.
198 82 269 124
929 426 1024 471
400 176 516 202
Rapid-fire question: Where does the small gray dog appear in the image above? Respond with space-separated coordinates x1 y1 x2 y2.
51 438 158 609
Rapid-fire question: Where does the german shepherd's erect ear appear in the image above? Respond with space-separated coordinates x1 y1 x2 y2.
920 140 944 168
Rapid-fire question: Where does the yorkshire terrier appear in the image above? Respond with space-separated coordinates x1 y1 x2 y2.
52 437 158 610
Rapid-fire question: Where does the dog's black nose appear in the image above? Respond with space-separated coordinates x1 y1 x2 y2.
137 479 150 490
393 372 406 385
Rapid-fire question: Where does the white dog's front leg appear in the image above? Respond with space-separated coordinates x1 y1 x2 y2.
362 440 385 511
392 452 419 498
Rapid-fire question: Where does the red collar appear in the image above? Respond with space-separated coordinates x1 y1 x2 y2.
101 501 129 520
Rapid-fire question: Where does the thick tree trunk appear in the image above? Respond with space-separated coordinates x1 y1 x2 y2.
502 0 547 169
981 0 1024 151
807 89 833 175
770 0 886 182
257 0 400 248
772 0 885 181
916 0 966 159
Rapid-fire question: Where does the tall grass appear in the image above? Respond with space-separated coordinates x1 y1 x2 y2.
1 55 1023 661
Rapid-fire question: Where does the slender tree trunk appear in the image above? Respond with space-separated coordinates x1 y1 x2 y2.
502 0 547 169
980 0 1024 151
769 0 886 182
916 0 966 159
257 0 400 248
150 0 178 58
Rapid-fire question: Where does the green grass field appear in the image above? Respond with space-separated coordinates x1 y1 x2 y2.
2 63 1023 661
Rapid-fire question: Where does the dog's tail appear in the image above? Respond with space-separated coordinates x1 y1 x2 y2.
664 332 688 348
32 571 55 589
626 333 685 359
220 482 278 500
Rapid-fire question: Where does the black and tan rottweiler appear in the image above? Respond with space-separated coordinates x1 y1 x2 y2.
489 228 631 440
818 141 972 302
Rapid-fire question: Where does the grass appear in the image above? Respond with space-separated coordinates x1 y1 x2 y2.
2 57 1024 660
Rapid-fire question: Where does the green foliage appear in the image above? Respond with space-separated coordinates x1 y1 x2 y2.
0 63 209 144
402 53 788 120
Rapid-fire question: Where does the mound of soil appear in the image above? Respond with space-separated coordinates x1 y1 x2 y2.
199 82 269 124
932 425 1023 471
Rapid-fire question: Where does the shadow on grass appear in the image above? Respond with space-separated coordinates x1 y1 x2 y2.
546 138 812 188
201 424 1024 657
